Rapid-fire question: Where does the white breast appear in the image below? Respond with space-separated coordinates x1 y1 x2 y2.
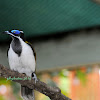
8 38 36 77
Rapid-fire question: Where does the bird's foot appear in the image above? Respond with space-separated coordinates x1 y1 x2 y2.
32 72 38 83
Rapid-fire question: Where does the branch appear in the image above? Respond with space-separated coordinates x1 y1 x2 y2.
0 64 71 100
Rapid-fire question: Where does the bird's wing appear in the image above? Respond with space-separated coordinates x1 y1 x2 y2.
25 41 36 61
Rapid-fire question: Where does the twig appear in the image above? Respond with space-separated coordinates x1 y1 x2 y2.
0 64 71 100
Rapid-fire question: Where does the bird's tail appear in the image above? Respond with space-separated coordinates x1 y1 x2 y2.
21 85 35 100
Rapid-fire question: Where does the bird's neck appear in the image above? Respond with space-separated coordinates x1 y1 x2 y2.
12 38 20 46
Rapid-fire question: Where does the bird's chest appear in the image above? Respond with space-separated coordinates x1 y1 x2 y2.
8 39 35 76
8 46 21 71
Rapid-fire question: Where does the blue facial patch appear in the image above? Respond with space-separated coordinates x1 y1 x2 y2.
11 30 20 34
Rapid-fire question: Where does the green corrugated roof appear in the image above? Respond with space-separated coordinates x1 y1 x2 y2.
0 0 100 41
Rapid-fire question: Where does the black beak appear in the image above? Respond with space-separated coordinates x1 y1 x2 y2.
2 31 9 34
2 31 12 36
2 31 17 38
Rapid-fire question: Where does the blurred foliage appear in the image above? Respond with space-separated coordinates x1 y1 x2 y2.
11 82 20 95
0 77 11 85
0 66 98 100
0 77 22 100
0 96 4 100
16 95 23 100
11 82 22 100
58 70 70 97
51 71 59 77
76 69 87 85
46 78 57 87
59 77 70 97
59 69 69 77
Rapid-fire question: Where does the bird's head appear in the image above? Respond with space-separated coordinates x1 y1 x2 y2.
3 29 25 41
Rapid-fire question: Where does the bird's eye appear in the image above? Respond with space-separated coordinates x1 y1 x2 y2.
13 31 16 33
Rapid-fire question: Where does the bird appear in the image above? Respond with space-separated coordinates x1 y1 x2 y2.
3 30 37 100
